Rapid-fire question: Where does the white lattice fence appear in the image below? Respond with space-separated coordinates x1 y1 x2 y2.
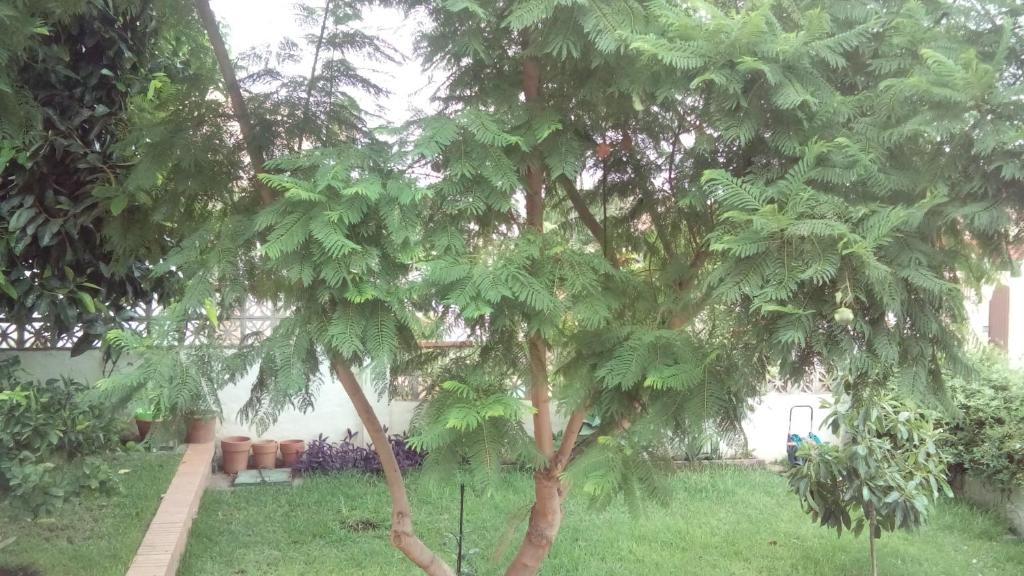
765 363 831 394
0 299 284 351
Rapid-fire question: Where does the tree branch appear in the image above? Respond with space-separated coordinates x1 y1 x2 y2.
555 174 623 269
553 406 587 471
296 0 332 151
193 0 274 206
521 55 554 462
642 188 676 259
556 175 604 248
505 54 562 576
667 247 710 329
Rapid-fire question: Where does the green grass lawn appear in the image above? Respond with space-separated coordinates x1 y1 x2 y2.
179 467 1024 576
0 451 181 576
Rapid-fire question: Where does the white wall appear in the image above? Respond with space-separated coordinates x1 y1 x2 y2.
216 360 365 443
0 349 107 383
1004 273 1024 366
966 271 1024 367
2 348 826 459
742 392 834 461
0 349 371 443
964 284 996 346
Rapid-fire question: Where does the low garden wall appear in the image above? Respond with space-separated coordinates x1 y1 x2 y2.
963 475 1024 537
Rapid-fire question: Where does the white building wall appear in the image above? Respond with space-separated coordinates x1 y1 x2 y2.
964 284 995 346
1003 273 1024 366
965 272 1024 367
0 349 107 384
216 360 366 443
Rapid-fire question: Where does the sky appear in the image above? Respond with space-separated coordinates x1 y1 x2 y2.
209 0 436 125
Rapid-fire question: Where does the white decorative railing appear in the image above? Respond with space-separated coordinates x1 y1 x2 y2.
0 299 284 351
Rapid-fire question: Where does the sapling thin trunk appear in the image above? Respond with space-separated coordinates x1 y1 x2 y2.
868 504 879 576
192 0 274 206
296 0 332 151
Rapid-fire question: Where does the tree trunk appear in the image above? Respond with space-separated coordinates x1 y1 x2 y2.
502 55 565 576
332 358 455 576
867 504 878 576
193 0 274 206
504 470 562 576
194 5 443 575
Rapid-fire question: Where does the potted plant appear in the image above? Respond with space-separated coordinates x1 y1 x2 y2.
280 439 306 467
185 409 218 444
130 344 226 445
183 389 219 444
221 435 252 474
252 439 278 469
100 327 233 449
133 406 158 440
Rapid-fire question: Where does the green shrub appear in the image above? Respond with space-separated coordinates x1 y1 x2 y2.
946 348 1024 490
0 357 123 516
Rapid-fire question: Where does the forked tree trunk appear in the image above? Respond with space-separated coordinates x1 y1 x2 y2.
199 4 572 572
333 358 455 576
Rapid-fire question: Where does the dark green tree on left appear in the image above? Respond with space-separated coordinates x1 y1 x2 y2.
0 0 240 352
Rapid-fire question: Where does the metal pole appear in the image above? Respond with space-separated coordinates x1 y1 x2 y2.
457 483 465 575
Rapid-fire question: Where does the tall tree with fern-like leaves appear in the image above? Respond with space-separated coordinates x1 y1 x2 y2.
110 1 1021 575
390 1 1022 573
107 1 458 570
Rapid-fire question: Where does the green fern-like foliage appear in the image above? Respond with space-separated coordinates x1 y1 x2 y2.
98 308 229 423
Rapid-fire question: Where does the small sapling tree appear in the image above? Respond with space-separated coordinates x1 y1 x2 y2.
787 389 952 576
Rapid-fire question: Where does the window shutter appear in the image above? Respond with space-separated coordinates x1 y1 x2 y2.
988 284 1010 350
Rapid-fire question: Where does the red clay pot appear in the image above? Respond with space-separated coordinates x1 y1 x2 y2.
186 417 217 444
221 435 252 474
251 439 279 469
135 418 153 441
279 439 306 467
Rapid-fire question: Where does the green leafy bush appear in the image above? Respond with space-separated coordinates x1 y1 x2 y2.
946 348 1024 490
0 357 123 516
788 389 951 575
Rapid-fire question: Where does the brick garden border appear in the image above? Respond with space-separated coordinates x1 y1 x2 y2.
125 442 215 576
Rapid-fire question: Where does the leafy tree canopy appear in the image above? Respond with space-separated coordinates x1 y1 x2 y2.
0 0 399 351
0 0 242 351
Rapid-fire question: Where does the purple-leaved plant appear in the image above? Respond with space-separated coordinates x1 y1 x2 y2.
294 429 425 474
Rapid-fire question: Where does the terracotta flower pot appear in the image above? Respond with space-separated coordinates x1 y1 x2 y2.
186 416 217 444
221 436 252 474
279 439 306 467
135 418 154 441
251 439 279 469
